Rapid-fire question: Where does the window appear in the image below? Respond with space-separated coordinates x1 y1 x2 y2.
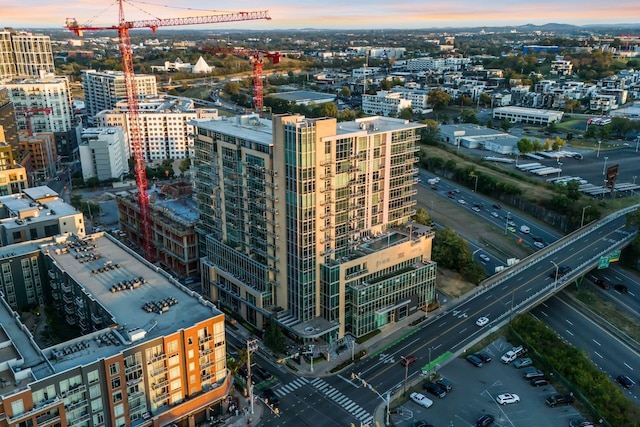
111 377 121 389
112 390 123 403
11 399 24 417
109 363 120 375
89 384 101 399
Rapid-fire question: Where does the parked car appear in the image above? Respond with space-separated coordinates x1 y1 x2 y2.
466 354 483 367
423 381 447 398
522 368 545 379
570 419 594 427
511 345 527 356
513 357 532 369
413 420 434 427
500 351 518 364
546 393 574 407
593 278 610 290
410 392 433 408
614 284 628 293
474 351 492 363
476 414 495 427
476 316 489 327
401 355 417 367
530 377 550 387
616 375 635 389
436 377 453 392
496 393 520 405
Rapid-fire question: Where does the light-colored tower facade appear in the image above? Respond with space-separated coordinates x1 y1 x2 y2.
95 97 217 161
193 114 436 345
82 70 158 124
0 30 55 80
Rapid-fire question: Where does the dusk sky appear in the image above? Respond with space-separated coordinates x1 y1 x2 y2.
4 0 640 30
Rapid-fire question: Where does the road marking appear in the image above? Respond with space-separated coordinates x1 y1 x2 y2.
539 310 548 317
593 339 601 346
565 319 573 325
594 351 603 358
624 363 634 371
459 328 467 335
525 287 532 293
566 329 574 336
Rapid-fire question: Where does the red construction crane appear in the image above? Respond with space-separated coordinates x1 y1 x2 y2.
199 47 281 116
66 1 271 261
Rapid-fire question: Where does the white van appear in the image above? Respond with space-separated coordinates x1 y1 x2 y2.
520 225 530 234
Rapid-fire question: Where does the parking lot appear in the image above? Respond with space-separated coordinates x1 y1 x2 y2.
390 337 583 427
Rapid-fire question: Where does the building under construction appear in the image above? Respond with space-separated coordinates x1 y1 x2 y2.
116 181 199 281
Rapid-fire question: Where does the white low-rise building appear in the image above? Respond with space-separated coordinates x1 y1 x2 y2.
79 127 129 181
362 91 412 116
493 106 564 125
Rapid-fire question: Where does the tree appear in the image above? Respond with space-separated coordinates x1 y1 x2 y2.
485 118 494 129
319 102 339 118
428 89 452 110
479 93 492 107
499 118 513 132
412 208 433 226
564 99 581 113
263 320 286 354
431 227 472 272
460 109 478 124
398 107 413 120
420 119 440 145
517 138 534 156
339 86 351 97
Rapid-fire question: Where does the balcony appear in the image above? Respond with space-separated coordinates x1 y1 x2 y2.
64 304 75 315
90 312 102 324
150 366 168 377
66 399 88 412
61 283 72 293
49 281 59 290
48 269 56 279
125 362 142 374
152 392 170 404
151 379 168 390
198 335 214 344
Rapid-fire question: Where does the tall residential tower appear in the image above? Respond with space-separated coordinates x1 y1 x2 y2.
193 114 436 348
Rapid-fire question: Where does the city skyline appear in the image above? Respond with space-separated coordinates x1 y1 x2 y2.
4 0 640 31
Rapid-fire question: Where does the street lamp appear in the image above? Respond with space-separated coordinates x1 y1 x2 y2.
504 211 511 235
597 140 601 158
602 156 608 176
470 173 478 192
400 356 409 396
246 338 259 414
550 260 560 292
581 205 591 228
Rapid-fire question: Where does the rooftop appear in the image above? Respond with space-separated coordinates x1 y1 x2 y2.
0 197 78 230
189 114 273 146
34 234 219 376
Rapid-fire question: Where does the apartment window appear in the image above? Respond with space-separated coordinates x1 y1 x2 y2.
109 363 120 376
111 377 121 389
112 390 123 403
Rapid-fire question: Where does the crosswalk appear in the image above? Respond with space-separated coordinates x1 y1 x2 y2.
274 377 373 424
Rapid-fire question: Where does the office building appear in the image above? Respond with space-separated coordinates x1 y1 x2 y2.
0 232 231 427
5 72 80 160
0 186 84 246
95 96 218 161
193 114 437 346
82 70 158 124
0 30 55 80
362 91 413 117
79 127 129 182
117 182 199 281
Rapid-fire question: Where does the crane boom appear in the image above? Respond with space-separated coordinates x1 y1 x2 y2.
67 1 271 261
66 11 270 36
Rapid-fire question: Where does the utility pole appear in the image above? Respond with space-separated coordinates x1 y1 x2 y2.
400 356 409 396
246 338 259 414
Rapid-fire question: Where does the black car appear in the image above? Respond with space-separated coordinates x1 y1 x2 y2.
436 377 453 392
413 421 434 427
254 366 273 382
532 236 544 243
530 377 550 387
262 388 280 408
593 278 610 290
474 351 492 363
546 393 574 407
614 284 628 293
616 375 635 389
492 204 501 210
476 414 495 427
466 354 483 367
423 381 447 398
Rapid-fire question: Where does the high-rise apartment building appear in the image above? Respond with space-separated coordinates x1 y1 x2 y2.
0 30 55 80
0 142 27 195
5 72 80 160
79 127 129 181
193 114 437 346
19 132 57 182
95 96 218 161
0 233 231 427
82 70 158 124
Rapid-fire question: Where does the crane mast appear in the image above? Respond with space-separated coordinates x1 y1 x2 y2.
67 1 271 261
